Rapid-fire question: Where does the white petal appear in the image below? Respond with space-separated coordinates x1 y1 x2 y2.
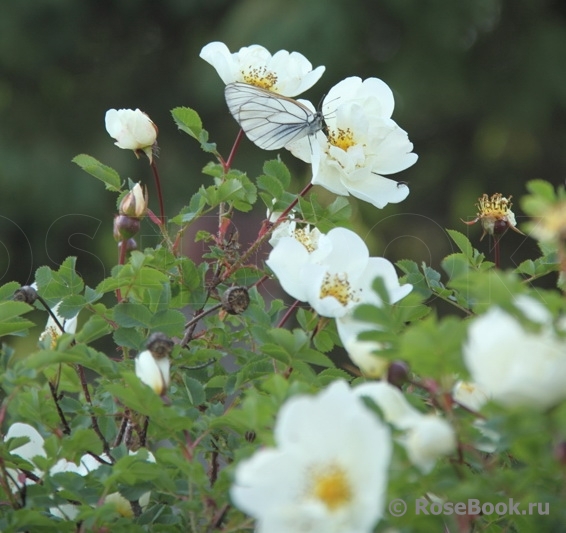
266 237 312 301
135 350 166 395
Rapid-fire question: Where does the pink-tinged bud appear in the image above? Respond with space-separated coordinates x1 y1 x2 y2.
113 215 141 241
118 238 138 252
119 183 148 218
105 108 158 163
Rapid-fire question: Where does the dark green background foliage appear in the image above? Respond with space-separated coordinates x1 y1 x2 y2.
1 0 565 285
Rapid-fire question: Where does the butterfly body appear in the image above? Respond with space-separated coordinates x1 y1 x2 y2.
225 82 324 150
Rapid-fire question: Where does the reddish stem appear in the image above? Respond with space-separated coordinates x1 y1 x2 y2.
116 240 128 302
150 159 166 223
493 236 501 268
222 129 245 173
277 300 301 328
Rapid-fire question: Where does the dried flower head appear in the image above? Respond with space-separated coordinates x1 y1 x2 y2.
463 193 524 240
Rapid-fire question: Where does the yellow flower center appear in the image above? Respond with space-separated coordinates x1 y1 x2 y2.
293 228 317 253
476 192 513 218
319 272 356 306
311 464 352 511
329 128 355 151
242 68 278 90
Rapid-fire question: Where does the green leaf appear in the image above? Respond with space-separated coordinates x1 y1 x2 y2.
262 159 291 189
150 309 185 337
113 303 153 328
446 229 474 259
75 314 113 344
171 107 217 153
0 300 35 336
0 281 23 301
72 154 121 192
171 106 202 139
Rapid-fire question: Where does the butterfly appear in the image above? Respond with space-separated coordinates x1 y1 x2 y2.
224 82 325 150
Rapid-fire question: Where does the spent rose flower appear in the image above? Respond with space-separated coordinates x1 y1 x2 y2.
287 77 417 209
105 108 158 162
463 296 566 411
230 380 392 532
355 381 456 473
200 41 325 96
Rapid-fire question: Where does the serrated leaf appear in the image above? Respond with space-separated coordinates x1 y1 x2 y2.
447 229 474 259
113 303 153 328
72 154 121 192
171 107 202 139
75 314 112 344
262 159 291 189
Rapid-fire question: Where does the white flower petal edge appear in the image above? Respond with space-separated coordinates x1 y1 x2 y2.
105 108 157 162
267 226 411 321
288 76 417 209
463 300 566 410
200 41 325 96
135 349 170 395
355 382 456 473
230 380 392 532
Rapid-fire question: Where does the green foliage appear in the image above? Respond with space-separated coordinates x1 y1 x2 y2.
3 81 566 533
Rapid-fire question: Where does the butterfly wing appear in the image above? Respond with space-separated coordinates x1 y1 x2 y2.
225 82 323 150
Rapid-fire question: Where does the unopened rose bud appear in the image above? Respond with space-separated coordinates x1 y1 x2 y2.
105 108 158 163
13 285 38 305
387 360 410 388
117 238 138 252
135 349 170 395
221 286 250 315
119 183 148 218
113 215 141 241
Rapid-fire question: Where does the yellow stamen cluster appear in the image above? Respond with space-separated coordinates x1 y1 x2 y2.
319 272 356 306
464 192 522 240
242 68 278 90
329 128 355 151
310 464 352 511
293 228 317 253
476 193 513 218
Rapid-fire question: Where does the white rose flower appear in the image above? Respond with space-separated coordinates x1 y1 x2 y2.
230 380 392 532
39 301 79 348
452 381 489 412
355 381 456 474
463 298 566 411
287 77 417 209
266 227 412 319
105 108 158 162
200 41 325 96
4 422 154 517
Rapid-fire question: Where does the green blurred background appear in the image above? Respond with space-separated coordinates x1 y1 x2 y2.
1 0 565 290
